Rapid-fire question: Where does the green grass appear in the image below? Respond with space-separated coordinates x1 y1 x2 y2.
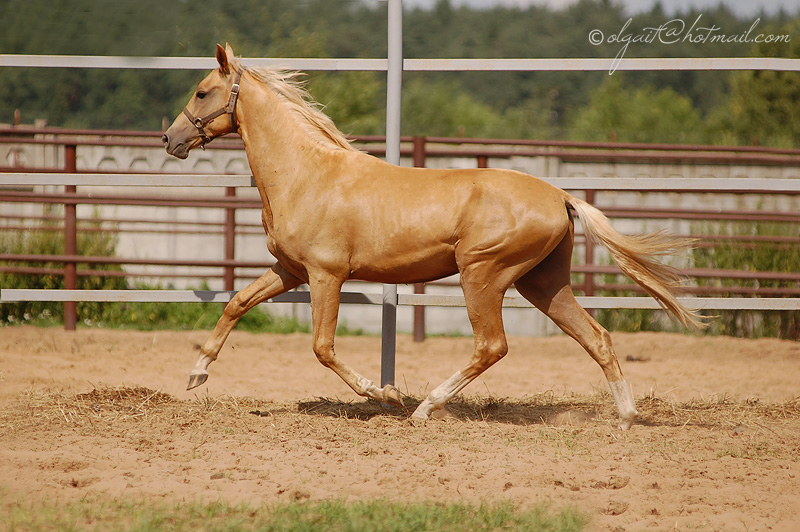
5 498 588 532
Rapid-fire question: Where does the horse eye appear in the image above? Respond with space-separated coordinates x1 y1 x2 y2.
196 91 207 100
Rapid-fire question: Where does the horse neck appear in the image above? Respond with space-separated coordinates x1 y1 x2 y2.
235 77 327 189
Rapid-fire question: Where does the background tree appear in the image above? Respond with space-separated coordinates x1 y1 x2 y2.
0 0 797 140
401 78 506 137
567 75 704 143
714 19 800 148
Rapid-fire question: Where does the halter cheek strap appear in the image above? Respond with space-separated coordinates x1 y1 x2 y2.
182 66 244 146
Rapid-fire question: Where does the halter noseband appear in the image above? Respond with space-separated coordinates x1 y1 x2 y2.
182 66 244 146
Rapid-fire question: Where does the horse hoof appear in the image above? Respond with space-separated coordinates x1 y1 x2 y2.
618 415 636 431
382 385 404 408
409 415 427 427
430 405 453 420
186 372 209 390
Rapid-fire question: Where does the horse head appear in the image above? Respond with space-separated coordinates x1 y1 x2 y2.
163 43 243 159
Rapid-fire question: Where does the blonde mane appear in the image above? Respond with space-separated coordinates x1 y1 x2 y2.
241 64 358 152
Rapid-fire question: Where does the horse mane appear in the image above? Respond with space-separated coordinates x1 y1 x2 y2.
240 64 358 152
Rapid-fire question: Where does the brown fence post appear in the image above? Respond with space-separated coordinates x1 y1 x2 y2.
224 187 236 291
412 136 426 342
64 144 78 331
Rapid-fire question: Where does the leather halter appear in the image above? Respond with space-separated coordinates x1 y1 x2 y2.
182 66 244 146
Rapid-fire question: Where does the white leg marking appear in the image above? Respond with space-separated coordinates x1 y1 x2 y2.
609 380 638 430
190 354 214 376
356 376 383 399
411 371 468 420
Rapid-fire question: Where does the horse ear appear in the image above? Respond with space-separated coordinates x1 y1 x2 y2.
216 43 230 75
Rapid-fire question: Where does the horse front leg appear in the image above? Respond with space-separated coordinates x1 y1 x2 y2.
308 273 404 407
412 269 509 421
187 263 302 390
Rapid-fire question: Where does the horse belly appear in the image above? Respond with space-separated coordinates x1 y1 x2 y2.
349 240 458 284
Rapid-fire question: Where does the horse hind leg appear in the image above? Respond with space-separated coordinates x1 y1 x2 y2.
546 289 638 429
514 238 638 429
187 263 302 390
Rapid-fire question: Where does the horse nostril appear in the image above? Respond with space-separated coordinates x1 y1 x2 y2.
161 134 169 145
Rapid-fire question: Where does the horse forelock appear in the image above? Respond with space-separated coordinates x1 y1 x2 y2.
241 64 358 152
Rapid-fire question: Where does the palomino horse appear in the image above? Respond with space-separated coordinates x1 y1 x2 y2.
163 44 703 429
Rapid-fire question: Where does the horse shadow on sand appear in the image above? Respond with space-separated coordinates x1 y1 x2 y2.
250 394 740 428
251 393 624 427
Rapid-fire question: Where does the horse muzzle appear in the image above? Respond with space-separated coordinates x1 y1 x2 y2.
162 132 194 160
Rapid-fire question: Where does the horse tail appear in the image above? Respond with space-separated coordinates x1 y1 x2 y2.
565 195 706 330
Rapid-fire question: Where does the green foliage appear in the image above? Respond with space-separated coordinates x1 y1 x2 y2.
594 265 681 334
594 220 800 339
568 75 704 144
401 78 506 138
0 219 127 325
692 221 800 340
95 285 311 334
715 19 800 148
6 497 588 532
596 306 677 334
312 71 385 136
0 223 311 334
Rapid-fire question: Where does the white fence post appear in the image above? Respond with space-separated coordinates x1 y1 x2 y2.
381 0 403 388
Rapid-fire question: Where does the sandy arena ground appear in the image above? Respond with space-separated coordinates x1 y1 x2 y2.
1 326 798 531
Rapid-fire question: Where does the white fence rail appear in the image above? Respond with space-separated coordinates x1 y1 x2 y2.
3 54 800 72
3 290 800 311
